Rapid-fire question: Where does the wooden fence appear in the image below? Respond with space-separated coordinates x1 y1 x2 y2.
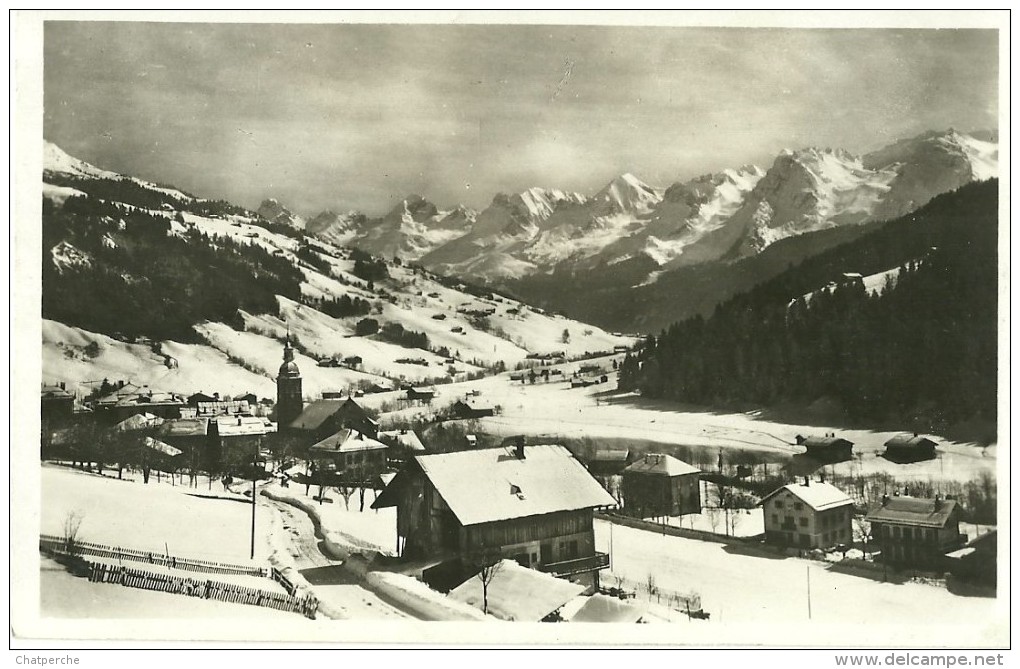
40 534 268 577
85 561 317 618
40 535 317 619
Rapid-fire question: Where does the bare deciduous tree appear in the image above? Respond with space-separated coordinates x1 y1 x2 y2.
63 510 85 556
473 554 505 615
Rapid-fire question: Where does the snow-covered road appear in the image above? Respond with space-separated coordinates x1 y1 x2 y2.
266 499 414 620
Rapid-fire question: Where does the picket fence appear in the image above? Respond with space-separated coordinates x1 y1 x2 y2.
85 561 317 618
39 534 268 577
40 534 316 619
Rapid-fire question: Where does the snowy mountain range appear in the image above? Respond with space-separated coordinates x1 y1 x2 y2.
295 128 997 285
40 141 636 398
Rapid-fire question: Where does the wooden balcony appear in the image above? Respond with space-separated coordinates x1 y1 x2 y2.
539 551 610 577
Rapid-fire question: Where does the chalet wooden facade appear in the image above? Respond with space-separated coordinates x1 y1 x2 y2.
883 434 938 462
760 481 854 549
796 434 854 462
290 397 379 440
373 444 617 591
622 453 701 518
866 495 966 569
450 399 495 419
308 428 388 480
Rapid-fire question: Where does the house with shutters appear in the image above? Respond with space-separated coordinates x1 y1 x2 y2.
865 494 966 568
290 397 379 441
372 442 617 592
621 453 701 518
760 480 854 549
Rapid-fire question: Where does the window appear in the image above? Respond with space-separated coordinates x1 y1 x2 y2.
799 517 808 527
794 502 804 511
775 501 784 509
771 514 778 524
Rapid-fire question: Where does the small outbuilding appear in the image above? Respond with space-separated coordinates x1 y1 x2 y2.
795 434 854 461
883 434 938 461
622 454 701 518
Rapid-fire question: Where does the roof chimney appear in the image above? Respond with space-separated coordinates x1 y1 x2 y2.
804 476 810 487
795 435 806 445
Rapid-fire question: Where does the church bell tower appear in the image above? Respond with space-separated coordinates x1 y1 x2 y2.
276 335 303 429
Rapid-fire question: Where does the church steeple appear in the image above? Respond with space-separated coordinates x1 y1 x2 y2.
276 332 303 428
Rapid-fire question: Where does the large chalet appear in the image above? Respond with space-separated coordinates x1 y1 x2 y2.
372 443 617 591
865 494 965 568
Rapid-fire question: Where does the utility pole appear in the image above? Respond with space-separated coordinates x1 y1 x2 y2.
806 565 812 620
250 440 258 560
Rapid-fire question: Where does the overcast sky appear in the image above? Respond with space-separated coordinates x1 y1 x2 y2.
44 22 998 216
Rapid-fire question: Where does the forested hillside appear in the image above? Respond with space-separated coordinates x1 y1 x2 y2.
619 180 998 437
42 195 305 341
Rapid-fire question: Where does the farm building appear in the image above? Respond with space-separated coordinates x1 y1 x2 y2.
378 428 427 461
308 429 388 480
450 399 495 419
41 383 75 432
946 530 997 587
760 480 854 550
883 434 938 461
865 495 966 569
92 383 185 424
372 443 617 592
795 434 854 461
290 397 379 440
209 415 276 468
587 448 630 476
622 454 701 518
406 387 437 402
186 391 217 405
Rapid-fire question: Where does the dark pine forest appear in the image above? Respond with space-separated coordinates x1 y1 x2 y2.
618 180 998 439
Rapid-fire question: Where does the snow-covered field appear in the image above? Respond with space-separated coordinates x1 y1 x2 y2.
41 465 276 562
362 363 995 485
39 556 292 620
594 519 1004 644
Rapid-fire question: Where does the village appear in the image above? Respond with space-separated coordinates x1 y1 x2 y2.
37 336 999 634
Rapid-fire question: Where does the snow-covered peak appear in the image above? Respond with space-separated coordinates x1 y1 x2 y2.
43 141 119 179
514 187 587 222
257 198 306 229
593 173 662 215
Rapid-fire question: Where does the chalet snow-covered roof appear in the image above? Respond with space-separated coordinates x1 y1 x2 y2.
448 559 586 621
759 481 853 511
157 418 209 438
455 398 493 411
143 436 182 457
865 495 958 528
41 384 73 399
96 383 184 407
402 444 618 526
290 398 377 431
623 453 700 477
800 436 854 449
214 415 275 437
884 434 938 450
309 429 387 454
378 429 426 452
566 593 646 624
114 412 164 432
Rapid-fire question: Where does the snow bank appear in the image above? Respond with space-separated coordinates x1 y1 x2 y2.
364 572 490 622
260 486 389 560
